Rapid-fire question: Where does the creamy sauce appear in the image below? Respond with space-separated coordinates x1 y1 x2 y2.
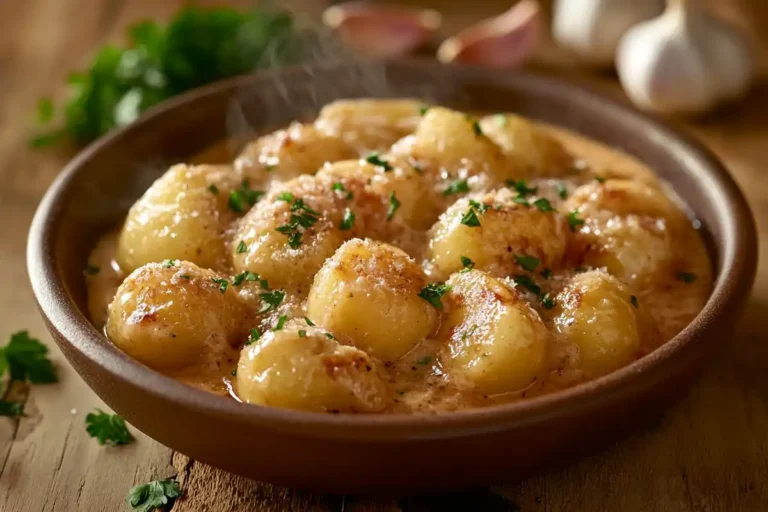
87 114 712 414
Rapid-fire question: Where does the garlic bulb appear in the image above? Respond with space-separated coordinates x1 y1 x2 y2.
552 0 664 66
617 0 754 114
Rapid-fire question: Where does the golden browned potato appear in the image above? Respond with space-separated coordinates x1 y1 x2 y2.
306 239 438 362
551 270 644 377
231 167 391 294
234 122 356 187
480 113 573 178
236 323 390 412
564 180 686 286
315 98 423 151
106 261 250 370
441 270 549 394
405 107 512 179
427 194 570 279
116 164 239 273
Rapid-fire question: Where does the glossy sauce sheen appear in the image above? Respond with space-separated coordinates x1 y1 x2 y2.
87 101 711 414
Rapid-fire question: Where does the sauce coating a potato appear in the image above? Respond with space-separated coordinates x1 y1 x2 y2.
91 100 711 414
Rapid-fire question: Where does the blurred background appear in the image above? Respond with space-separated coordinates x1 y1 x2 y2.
2 1 768 511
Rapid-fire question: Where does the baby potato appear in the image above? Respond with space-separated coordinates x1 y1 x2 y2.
234 122 356 186
427 195 570 279
106 261 249 371
236 324 390 412
552 271 642 377
408 107 512 178
480 113 573 177
116 164 238 273
442 270 549 394
315 98 422 151
306 239 437 362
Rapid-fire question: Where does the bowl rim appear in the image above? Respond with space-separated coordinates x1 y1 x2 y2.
27 60 758 442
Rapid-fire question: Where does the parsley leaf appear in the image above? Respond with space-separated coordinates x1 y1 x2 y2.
595 176 606 183
275 315 287 330
85 409 133 446
277 191 294 202
443 179 470 196
472 120 483 136
0 401 23 417
340 208 355 230
541 292 555 310
460 256 475 270
513 275 541 295
127 478 181 512
541 268 553 279
460 208 481 227
298 330 307 338
515 254 540 272
236 241 248 254
211 277 228 294
387 192 401 221
304 317 315 326
246 328 261 345
0 331 57 383
365 153 393 171
162 259 175 268
506 179 537 197
555 182 568 199
567 211 585 231
258 290 285 313
419 104 430 116
533 198 554 212
418 282 452 309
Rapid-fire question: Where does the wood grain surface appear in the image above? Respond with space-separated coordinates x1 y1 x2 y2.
1 1 767 510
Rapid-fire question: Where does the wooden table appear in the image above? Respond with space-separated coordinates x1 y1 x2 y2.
1 1 767 510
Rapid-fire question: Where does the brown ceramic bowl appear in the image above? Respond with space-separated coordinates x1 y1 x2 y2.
27 61 757 493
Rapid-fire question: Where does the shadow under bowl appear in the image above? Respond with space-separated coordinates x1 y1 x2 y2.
27 60 757 493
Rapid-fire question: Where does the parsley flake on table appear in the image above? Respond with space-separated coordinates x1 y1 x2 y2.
340 208 355 230
211 277 228 294
387 192 401 221
567 210 585 231
418 282 452 309
85 409 133 446
365 152 393 171
0 331 57 384
0 401 23 417
515 254 540 272
127 478 181 512
258 290 285 313
442 179 470 196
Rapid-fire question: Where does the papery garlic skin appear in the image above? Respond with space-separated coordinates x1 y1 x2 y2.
616 3 753 114
552 0 664 66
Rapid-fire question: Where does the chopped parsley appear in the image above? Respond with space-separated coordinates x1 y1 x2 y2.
0 402 23 417
0 331 57 384
276 196 321 248
84 264 100 275
471 120 483 136
85 409 133 446
228 180 264 213
419 104 430 116
325 332 336 340
211 277 228 294
387 192 401 221
631 295 639 308
567 210 585 231
236 241 248 254
207 184 219 195
468 199 490 214
595 176 606 183
533 198 554 212
340 208 355 230
231 369 237 376
277 191 294 202
555 182 568 199
258 290 285 313
275 315 287 330
541 268 553 279
298 330 307 338
331 182 353 199
126 478 181 512
515 254 540 272
506 179 538 197
365 152 393 171
233 271 267 288
513 275 541 295
414 356 432 366
574 267 588 273
677 272 697 283
418 282 452 309
460 255 475 271
443 179 470 196
304 316 315 326
461 208 481 227
162 259 175 268
246 328 261 345
513 196 530 207
541 292 555 310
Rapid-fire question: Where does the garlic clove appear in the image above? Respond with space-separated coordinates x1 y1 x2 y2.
436 0 540 69
322 2 442 59
552 0 664 67
616 1 754 115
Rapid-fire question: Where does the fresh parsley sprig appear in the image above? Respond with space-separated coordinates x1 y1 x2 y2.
127 478 181 512
85 409 133 446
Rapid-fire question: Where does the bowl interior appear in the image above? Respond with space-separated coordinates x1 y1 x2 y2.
30 60 756 435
